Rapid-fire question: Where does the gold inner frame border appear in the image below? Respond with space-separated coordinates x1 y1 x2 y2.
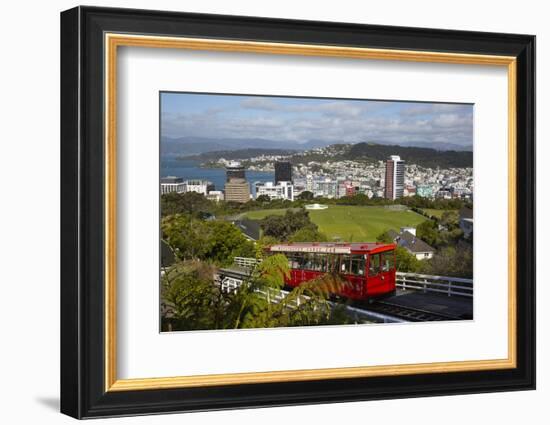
104 33 517 392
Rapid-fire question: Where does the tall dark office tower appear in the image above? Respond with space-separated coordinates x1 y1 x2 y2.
275 161 292 183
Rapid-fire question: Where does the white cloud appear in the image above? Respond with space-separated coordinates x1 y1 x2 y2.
162 99 473 146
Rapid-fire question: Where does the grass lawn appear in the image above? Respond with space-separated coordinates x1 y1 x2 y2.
244 205 428 242
421 208 457 219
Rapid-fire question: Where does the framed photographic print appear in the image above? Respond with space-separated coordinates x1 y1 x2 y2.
60 6 535 419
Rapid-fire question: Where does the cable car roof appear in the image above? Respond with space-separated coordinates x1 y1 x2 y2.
268 242 395 254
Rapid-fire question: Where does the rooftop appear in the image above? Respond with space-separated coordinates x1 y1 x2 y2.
387 229 435 254
160 176 183 184
269 242 395 254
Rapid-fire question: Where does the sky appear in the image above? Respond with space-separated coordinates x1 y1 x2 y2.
160 92 473 146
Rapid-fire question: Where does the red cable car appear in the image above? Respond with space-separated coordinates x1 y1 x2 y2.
267 242 397 300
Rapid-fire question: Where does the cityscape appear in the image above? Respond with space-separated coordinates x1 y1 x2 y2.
161 146 474 204
159 92 474 332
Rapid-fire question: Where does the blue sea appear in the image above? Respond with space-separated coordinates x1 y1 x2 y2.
161 158 274 194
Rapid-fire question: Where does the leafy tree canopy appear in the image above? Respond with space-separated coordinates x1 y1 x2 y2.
162 213 254 266
260 209 318 241
255 194 271 203
161 256 352 331
161 191 213 217
297 191 314 201
288 227 328 243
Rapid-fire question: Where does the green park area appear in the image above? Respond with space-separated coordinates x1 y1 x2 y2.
244 205 428 242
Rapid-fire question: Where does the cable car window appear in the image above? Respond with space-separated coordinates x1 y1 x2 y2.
297 252 307 269
328 254 338 273
313 254 319 271
305 253 316 270
340 254 351 274
319 254 328 272
312 253 325 271
381 250 395 271
287 253 300 269
351 255 365 276
369 254 380 276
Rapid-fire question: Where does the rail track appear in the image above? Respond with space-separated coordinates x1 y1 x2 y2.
219 263 471 323
358 300 461 322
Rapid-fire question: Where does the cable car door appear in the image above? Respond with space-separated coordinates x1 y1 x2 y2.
367 253 384 296
379 250 396 293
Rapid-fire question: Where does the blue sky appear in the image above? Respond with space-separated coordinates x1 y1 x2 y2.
161 92 473 146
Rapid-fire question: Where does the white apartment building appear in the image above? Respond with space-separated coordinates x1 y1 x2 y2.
160 177 214 196
184 180 213 196
255 181 294 201
160 176 186 194
206 190 224 202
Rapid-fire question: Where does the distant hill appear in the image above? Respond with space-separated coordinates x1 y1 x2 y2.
179 142 472 169
161 136 473 159
161 136 314 156
183 148 297 161
346 143 472 168
370 140 472 152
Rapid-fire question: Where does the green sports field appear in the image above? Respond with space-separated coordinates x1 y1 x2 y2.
244 205 428 242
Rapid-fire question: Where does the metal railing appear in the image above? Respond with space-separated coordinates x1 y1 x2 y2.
218 274 404 323
220 276 303 307
396 272 473 298
234 257 261 268
232 257 473 298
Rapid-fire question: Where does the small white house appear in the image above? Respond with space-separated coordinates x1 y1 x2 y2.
388 228 435 260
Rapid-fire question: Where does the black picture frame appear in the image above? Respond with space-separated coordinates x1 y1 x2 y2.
61 5 535 419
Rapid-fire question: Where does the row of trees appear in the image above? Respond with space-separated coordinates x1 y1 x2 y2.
160 191 472 220
161 192 473 278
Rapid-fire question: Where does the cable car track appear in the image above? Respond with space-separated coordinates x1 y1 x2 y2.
354 300 460 322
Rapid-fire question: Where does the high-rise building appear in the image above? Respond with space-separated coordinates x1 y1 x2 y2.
313 178 338 198
384 155 405 200
224 162 250 203
224 178 250 203
274 161 292 183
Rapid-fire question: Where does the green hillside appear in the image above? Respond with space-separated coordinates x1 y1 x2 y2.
346 143 473 168
244 205 427 242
